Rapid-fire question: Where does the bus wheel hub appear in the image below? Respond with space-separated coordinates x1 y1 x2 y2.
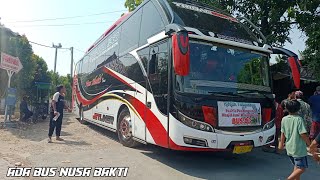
120 115 132 140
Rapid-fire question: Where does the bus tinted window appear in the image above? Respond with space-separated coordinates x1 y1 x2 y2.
82 56 90 75
119 10 142 54
76 60 82 74
148 41 168 114
139 1 165 45
119 54 145 87
96 28 121 69
169 1 256 45
137 47 149 71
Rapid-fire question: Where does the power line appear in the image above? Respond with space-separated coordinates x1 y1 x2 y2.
10 21 113 27
29 40 86 53
29 41 68 50
74 48 86 53
6 10 127 23
29 41 53 48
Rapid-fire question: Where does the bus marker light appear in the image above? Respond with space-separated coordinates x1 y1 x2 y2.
192 121 197 127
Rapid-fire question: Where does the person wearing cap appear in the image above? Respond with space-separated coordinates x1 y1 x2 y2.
295 91 312 133
281 90 296 117
309 86 320 141
48 85 72 143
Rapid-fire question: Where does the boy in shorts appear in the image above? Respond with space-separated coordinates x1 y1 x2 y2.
279 100 311 180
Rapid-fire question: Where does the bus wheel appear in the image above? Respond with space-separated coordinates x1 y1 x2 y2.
79 107 87 125
117 108 138 147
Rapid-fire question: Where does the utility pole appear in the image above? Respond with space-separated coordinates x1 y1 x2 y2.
52 43 62 74
70 47 74 78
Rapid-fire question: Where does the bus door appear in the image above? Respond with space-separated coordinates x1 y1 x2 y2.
145 41 170 147
272 47 301 90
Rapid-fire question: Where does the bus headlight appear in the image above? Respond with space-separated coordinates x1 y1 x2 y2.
263 119 275 131
178 111 214 132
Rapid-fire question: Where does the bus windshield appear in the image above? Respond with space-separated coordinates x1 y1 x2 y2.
175 41 271 95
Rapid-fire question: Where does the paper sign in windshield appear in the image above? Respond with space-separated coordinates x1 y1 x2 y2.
218 101 261 127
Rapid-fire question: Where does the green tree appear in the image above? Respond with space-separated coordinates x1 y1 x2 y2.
0 26 36 99
294 0 320 80
124 0 143 12
225 0 299 46
0 25 52 101
48 71 72 102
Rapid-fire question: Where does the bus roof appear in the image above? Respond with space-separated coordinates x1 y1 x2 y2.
86 12 131 53
83 0 263 58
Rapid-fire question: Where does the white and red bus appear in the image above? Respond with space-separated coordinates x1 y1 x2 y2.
72 0 301 153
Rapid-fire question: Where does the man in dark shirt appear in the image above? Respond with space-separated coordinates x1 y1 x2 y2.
309 86 320 140
20 96 33 122
48 85 71 143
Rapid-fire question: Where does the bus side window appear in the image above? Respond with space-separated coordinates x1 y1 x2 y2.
139 1 165 46
148 41 168 115
149 52 157 75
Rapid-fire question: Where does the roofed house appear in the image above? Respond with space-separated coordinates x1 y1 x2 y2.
272 61 319 101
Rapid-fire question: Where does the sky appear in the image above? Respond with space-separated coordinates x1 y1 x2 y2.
0 0 127 75
0 0 306 75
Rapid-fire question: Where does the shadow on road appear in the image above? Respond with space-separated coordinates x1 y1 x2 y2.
54 139 91 146
2 114 75 142
86 124 119 142
139 146 319 180
74 118 320 180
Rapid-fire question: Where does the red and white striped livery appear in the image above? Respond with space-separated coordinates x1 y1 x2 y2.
72 0 301 153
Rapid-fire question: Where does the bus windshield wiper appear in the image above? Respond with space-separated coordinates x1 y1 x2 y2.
238 90 273 103
208 92 243 97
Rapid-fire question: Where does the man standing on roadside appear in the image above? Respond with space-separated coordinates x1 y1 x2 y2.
48 85 71 143
309 86 320 142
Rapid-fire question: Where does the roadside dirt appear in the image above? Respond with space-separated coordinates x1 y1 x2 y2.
0 114 121 179
1 114 319 180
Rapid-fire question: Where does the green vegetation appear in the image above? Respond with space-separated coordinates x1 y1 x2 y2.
0 25 72 103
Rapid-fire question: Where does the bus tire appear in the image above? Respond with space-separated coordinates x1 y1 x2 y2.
79 106 88 125
117 108 138 147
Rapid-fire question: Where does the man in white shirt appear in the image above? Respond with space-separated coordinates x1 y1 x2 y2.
48 85 71 143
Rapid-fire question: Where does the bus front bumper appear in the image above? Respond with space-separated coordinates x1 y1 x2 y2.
169 115 276 151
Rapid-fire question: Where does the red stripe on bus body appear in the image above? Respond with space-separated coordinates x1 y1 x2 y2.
75 86 108 106
128 95 229 152
129 96 168 148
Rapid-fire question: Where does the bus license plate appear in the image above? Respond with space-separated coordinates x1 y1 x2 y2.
233 145 253 154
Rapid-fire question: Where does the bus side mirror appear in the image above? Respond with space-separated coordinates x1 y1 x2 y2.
287 56 301 89
172 31 190 76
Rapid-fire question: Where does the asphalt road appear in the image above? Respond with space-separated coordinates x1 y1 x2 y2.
0 114 319 180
